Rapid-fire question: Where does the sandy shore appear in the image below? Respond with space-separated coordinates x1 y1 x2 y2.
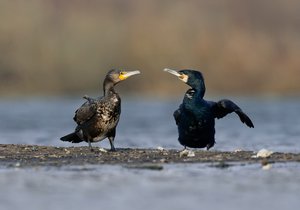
0 144 299 168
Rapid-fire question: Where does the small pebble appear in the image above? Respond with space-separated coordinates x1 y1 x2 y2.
234 149 243 152
157 146 165 151
99 148 108 153
187 151 195 157
252 149 274 158
179 149 195 157
64 149 71 154
179 149 189 157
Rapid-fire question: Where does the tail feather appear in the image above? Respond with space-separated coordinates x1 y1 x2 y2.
60 132 82 143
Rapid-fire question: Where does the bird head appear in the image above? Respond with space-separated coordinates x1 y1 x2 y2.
103 69 140 95
163 68 206 97
105 69 141 84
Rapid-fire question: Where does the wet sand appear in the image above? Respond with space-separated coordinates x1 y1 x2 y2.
0 144 299 168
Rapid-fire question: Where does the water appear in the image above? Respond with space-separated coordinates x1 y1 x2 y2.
1 97 300 152
0 97 300 210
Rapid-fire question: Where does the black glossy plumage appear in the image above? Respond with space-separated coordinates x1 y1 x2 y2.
60 69 140 151
165 69 254 150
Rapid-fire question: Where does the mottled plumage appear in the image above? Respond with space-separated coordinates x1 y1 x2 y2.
60 69 140 151
164 68 254 150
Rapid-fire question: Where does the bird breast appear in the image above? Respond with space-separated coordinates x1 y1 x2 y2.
95 94 121 127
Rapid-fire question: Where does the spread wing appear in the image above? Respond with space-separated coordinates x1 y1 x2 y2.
73 98 98 125
211 99 254 128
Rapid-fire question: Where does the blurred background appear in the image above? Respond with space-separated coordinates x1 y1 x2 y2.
1 2 300 210
1 0 300 97
0 0 300 151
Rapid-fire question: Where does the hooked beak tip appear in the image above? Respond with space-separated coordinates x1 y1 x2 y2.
163 68 181 77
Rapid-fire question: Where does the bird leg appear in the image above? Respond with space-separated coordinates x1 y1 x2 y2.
88 140 94 152
108 136 116 152
206 143 213 151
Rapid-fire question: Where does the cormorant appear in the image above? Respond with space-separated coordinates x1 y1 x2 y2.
164 68 254 150
60 69 140 151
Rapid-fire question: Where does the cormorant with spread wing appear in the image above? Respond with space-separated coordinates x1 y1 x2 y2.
60 69 140 151
164 68 254 150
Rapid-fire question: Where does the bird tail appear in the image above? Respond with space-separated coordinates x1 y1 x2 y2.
60 132 82 143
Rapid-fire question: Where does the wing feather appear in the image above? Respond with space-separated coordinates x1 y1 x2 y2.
173 109 181 125
212 99 254 128
73 99 98 125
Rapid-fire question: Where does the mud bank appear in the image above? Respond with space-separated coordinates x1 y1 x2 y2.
0 144 299 168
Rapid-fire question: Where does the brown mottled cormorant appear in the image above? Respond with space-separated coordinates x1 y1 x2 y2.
60 69 140 151
164 68 254 150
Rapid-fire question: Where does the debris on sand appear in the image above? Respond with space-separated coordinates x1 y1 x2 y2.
179 149 195 158
0 144 299 168
234 149 244 153
157 146 165 151
252 149 274 158
64 149 71 154
98 148 108 153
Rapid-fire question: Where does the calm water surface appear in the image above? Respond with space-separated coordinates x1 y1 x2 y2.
0 97 300 210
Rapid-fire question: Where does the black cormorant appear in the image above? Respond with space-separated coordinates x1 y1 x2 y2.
60 69 140 151
164 68 254 150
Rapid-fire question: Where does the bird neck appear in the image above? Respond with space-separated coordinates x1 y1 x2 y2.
189 80 205 99
103 79 116 96
183 87 208 109
197 86 205 99
187 79 205 98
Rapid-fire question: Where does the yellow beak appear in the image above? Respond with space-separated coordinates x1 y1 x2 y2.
119 70 141 80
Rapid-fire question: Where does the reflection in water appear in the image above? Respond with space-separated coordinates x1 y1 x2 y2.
0 163 300 210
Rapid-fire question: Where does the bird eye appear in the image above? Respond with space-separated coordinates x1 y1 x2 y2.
118 71 128 80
